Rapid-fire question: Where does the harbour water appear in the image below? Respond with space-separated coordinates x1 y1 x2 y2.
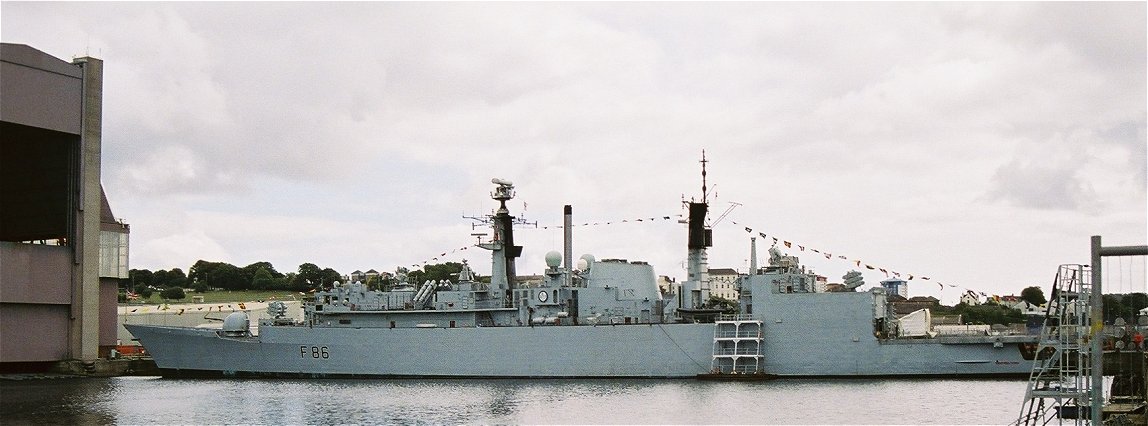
1 376 1026 424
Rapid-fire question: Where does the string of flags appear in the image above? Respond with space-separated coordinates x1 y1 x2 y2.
536 214 683 230
404 214 684 269
729 219 1005 301
399 211 1008 302
410 246 472 268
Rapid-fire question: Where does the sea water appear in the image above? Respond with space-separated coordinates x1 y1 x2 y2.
1 376 1026 424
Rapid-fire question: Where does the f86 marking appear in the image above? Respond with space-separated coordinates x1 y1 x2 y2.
300 345 329 359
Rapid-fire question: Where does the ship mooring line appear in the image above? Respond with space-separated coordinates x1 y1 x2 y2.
656 323 705 371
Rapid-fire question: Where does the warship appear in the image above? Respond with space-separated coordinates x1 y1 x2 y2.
127 160 1038 378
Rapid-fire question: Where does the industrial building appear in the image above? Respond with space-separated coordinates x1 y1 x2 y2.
1 43 128 372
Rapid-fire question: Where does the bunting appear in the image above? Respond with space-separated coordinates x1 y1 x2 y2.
731 218 1003 301
533 214 683 230
410 245 474 268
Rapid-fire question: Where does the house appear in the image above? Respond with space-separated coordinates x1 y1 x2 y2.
656 275 678 298
960 291 980 306
708 268 740 300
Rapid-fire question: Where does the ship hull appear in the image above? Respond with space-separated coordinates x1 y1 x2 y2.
126 322 1034 378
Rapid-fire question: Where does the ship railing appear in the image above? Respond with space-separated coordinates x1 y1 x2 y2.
713 348 762 356
716 314 755 322
714 331 763 339
715 365 763 374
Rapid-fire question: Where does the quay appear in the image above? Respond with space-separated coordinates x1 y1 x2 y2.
1 358 158 380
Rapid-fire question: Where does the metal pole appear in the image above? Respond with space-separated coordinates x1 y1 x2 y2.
1090 235 1103 424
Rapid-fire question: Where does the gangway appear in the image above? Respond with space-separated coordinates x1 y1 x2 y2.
1016 236 1148 425
1016 264 1096 425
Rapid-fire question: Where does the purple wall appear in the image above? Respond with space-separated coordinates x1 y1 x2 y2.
99 278 118 347
0 242 72 304
0 304 70 362
0 44 83 134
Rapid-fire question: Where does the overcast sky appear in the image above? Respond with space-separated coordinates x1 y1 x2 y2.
4 2 1145 303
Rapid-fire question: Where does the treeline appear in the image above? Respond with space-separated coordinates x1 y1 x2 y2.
1101 293 1148 324
935 291 1148 326
127 261 476 297
129 261 346 295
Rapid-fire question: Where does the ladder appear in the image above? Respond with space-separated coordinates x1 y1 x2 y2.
1016 264 1098 425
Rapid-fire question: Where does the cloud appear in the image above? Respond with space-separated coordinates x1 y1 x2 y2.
3 2 1144 301
985 159 1097 211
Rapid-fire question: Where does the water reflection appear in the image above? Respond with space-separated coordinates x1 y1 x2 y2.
1 377 1027 425
1 378 116 425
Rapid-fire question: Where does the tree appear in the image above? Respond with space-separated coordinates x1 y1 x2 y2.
951 303 1025 325
1103 294 1130 324
243 261 283 279
191 280 210 293
1121 293 1148 318
208 263 246 290
292 263 323 291
320 268 342 287
189 260 223 285
133 284 154 299
1020 286 1047 306
423 262 464 283
251 267 276 290
704 295 740 315
130 269 154 288
160 287 186 300
165 268 188 288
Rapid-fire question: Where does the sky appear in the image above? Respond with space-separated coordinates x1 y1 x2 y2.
3 2 1145 304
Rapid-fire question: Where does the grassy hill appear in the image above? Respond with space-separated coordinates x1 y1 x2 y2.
122 290 304 305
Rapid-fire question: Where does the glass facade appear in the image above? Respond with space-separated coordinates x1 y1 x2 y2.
99 230 129 278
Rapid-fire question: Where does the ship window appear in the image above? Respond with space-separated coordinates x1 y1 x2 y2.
746 304 752 315
339 319 351 325
315 305 323 311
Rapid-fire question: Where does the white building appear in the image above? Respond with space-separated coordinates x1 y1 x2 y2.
708 268 740 300
960 291 981 306
656 275 678 298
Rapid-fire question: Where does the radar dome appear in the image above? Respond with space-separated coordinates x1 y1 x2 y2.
222 311 250 336
545 251 562 268
579 254 595 271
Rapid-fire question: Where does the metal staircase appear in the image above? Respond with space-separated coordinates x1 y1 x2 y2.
710 315 764 374
1016 264 1098 425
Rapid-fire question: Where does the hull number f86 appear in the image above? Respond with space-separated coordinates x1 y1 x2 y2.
300 346 330 359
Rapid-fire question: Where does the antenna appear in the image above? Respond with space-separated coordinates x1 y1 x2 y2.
700 149 708 203
710 201 742 226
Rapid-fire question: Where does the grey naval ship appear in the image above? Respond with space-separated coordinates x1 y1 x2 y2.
127 164 1039 379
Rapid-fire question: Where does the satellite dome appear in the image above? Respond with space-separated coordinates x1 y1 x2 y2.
579 254 595 271
222 311 250 336
545 251 562 268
